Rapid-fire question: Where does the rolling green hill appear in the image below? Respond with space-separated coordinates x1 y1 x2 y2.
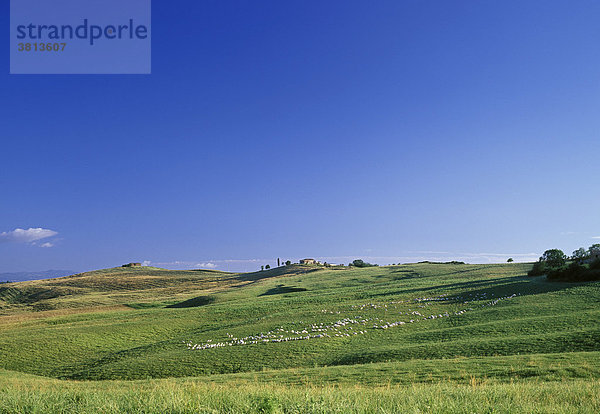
0 265 321 313
1 262 599 412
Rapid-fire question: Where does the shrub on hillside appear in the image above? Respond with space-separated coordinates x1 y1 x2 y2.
547 262 583 281
546 261 600 282
528 261 547 277
351 259 378 268
579 269 600 281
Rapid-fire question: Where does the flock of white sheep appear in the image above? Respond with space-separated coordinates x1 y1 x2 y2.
185 292 520 351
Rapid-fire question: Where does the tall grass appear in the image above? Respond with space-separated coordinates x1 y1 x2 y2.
1 373 598 413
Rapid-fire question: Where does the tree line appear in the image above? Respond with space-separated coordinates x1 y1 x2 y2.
528 244 600 281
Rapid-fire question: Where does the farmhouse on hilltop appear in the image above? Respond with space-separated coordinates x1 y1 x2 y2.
122 262 142 268
299 258 317 265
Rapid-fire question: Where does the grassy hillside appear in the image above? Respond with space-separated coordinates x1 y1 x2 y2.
0 262 599 412
0 265 320 313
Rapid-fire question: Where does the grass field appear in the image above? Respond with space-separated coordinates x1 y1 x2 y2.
1 262 599 412
1 369 598 413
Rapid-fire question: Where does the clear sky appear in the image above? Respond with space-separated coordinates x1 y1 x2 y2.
1 0 599 273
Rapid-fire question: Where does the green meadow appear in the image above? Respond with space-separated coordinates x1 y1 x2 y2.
1 262 599 412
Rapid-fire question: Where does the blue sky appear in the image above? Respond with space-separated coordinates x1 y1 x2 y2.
1 0 599 273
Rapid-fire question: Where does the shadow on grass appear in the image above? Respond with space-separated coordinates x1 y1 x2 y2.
166 295 215 308
238 266 323 283
365 276 574 303
258 284 307 297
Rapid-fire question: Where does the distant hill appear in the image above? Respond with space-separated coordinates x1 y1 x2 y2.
0 265 314 312
0 270 76 283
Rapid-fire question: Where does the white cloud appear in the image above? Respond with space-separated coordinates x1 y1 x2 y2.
592 236 600 239
142 260 152 266
197 262 217 269
39 242 54 248
0 228 58 244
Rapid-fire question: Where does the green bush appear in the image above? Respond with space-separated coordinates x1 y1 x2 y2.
351 259 378 268
528 261 547 277
547 263 581 281
546 261 600 282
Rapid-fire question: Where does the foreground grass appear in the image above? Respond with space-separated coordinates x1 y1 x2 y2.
2 352 600 413
1 370 598 413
